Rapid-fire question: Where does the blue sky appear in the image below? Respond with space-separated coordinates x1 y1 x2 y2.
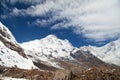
0 0 120 47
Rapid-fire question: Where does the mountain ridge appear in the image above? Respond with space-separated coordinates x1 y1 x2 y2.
21 33 119 70
0 22 36 69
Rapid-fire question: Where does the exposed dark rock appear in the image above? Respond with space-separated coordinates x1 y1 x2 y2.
0 27 27 58
33 62 58 71
71 50 118 69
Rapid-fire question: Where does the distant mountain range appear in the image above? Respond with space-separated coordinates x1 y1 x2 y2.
0 21 120 71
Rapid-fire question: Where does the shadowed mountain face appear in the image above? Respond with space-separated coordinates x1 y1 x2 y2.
71 50 117 69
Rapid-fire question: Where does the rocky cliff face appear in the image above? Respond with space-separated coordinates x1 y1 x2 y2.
0 22 27 58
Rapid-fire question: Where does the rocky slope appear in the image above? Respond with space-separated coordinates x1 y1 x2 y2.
70 49 116 69
0 66 120 80
0 22 36 69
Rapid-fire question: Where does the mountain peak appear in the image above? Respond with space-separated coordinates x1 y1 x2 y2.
0 22 3 26
45 34 58 39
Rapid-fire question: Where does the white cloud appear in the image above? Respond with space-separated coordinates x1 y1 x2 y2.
11 0 120 42
6 0 44 5
11 1 56 17
27 19 50 27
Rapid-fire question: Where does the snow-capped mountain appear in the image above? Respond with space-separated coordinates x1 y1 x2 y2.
21 35 75 58
0 22 36 69
21 35 78 69
80 39 120 66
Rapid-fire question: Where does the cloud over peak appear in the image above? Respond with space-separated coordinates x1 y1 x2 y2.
3 0 120 42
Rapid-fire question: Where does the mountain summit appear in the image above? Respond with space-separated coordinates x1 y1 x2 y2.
20 34 76 69
21 34 74 58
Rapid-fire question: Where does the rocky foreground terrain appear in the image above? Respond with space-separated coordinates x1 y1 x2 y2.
0 66 120 80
